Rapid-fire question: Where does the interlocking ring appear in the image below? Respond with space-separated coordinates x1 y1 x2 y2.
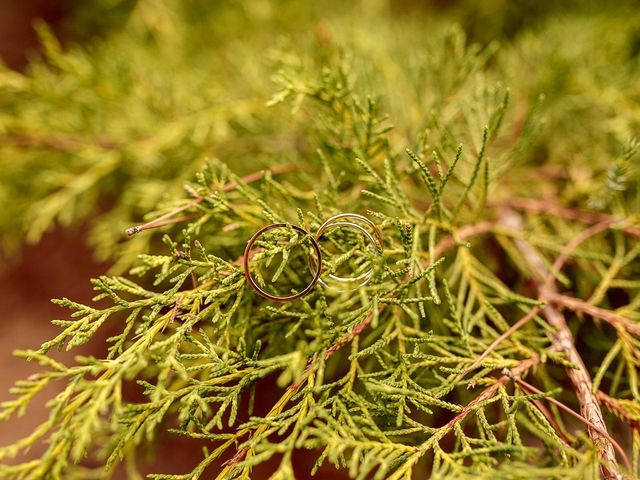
243 223 322 302
310 213 384 291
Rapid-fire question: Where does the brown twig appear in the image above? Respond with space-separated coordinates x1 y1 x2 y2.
289 307 385 392
227 308 382 469
547 291 640 337
598 391 640 431
505 197 640 239
512 375 631 472
442 352 628 470
445 355 541 430
458 200 637 376
463 307 542 376
500 208 622 480
125 164 299 236
431 221 495 259
527 393 572 444
464 216 614 376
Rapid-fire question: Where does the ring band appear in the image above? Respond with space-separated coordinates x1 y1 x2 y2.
311 213 383 291
317 213 384 251
309 220 378 290
243 223 322 302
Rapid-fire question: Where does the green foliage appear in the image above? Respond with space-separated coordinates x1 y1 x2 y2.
1 1 640 479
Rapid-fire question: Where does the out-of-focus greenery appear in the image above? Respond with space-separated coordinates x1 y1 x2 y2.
0 1 639 479
0 0 637 269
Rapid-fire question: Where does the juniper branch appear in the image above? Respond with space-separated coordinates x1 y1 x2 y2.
501 208 622 480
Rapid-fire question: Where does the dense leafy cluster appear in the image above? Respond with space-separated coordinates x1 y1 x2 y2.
1 1 639 479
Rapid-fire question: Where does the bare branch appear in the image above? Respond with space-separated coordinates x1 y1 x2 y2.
431 221 494 258
513 375 631 472
125 164 299 236
547 291 640 337
504 197 640 239
465 214 613 376
501 207 622 480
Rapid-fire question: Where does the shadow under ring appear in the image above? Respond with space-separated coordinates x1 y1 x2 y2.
243 223 322 302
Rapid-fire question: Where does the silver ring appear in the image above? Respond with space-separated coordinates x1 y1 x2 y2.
310 214 383 291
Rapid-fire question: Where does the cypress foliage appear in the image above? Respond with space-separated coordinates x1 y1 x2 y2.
0 1 639 478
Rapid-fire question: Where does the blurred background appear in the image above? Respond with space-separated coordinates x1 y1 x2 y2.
0 0 638 478
0 0 112 471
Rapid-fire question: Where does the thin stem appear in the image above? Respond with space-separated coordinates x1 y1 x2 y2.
466 213 614 376
431 221 494 258
501 208 622 480
504 197 640 239
547 291 640 337
512 376 631 472
125 164 299 236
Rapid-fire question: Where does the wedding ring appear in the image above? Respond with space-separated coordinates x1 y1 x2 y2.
243 223 322 302
311 213 383 291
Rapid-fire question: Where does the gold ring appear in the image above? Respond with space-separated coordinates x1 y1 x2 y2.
243 223 322 302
